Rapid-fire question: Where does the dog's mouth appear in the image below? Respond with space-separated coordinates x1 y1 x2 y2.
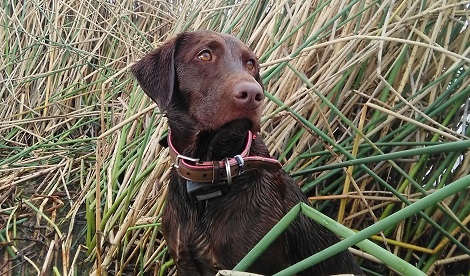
195 110 261 135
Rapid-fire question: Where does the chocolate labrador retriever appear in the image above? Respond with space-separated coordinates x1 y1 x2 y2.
132 30 362 275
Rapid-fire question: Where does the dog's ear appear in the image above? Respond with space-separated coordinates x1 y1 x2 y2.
131 37 177 111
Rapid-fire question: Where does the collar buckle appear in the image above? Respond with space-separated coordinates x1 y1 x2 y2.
174 154 200 169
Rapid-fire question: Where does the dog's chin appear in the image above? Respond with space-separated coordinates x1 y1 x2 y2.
204 118 254 144
218 118 255 133
198 118 256 137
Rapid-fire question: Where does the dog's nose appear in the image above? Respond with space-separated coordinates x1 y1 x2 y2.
233 81 264 109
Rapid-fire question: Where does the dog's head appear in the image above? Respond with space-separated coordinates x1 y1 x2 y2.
132 30 264 136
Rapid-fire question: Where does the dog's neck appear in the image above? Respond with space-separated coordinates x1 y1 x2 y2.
166 124 250 202
167 128 281 202
195 129 248 161
166 116 281 202
167 115 253 161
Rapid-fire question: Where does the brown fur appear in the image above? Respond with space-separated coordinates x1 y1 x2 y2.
132 30 362 276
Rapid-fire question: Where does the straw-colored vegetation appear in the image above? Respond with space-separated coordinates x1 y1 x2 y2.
1 0 469 275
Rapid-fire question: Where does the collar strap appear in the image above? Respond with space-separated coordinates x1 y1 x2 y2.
168 131 282 183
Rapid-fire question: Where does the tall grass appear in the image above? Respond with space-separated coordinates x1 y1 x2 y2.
1 0 469 275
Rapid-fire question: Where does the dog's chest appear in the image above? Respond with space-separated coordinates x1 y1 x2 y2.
163 178 285 274
188 198 269 263
164 206 257 274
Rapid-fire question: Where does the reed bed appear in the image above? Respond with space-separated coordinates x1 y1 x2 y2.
1 0 469 275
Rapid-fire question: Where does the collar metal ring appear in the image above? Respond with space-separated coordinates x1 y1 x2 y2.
224 158 232 185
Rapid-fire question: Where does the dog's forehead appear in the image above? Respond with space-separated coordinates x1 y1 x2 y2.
219 33 250 49
181 31 252 54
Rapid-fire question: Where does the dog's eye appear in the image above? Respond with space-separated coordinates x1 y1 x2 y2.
246 59 255 70
197 50 212 61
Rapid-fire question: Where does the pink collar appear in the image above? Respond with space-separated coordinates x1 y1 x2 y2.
167 131 282 184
